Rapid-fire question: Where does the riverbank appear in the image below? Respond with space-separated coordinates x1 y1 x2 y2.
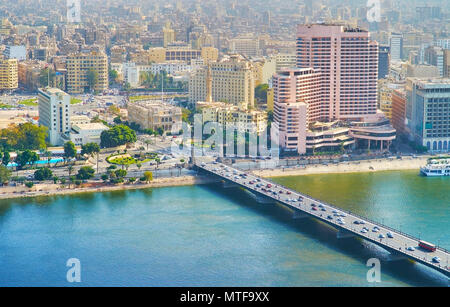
252 156 428 178
0 157 430 201
0 175 218 201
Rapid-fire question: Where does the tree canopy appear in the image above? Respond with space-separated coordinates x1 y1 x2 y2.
100 125 137 148
0 165 11 185
77 166 95 180
81 142 100 156
34 167 53 181
63 141 77 161
0 123 48 151
16 150 39 169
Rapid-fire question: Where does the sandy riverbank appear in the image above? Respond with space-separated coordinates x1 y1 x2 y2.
253 157 428 178
0 175 218 201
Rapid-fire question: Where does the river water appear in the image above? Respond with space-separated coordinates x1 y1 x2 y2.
0 170 448 286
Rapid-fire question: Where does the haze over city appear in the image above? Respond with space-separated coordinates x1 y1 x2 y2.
0 0 447 290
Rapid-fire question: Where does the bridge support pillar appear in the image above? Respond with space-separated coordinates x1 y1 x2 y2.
337 230 355 239
222 181 239 188
387 253 407 262
292 211 308 219
253 194 273 204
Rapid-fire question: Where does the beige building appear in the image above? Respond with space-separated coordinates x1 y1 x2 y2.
230 35 261 57
196 101 267 134
444 49 450 78
0 57 18 90
66 51 108 94
189 55 255 109
163 22 175 48
127 100 182 132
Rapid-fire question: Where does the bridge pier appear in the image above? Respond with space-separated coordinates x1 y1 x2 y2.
337 229 355 239
387 253 407 262
292 210 308 219
253 194 274 204
222 181 239 188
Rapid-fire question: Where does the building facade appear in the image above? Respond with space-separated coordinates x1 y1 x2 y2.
66 51 108 94
296 24 378 121
406 78 450 152
272 68 322 154
38 87 71 146
127 100 182 132
189 55 255 109
0 57 18 90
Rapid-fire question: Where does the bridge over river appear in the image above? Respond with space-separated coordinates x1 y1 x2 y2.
195 161 450 278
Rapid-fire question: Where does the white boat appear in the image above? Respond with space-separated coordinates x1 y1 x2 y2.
420 159 450 177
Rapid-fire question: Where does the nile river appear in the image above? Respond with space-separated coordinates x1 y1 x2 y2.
0 170 448 286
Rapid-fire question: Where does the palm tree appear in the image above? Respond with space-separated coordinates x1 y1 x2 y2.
144 139 152 151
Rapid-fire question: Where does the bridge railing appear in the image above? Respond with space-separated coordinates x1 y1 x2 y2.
259 176 450 255
195 164 449 256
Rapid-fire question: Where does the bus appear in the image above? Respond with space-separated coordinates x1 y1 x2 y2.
418 240 437 252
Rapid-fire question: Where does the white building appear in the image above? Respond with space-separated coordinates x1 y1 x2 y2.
4 45 27 60
123 62 140 88
138 61 192 76
38 87 71 146
390 33 403 63
70 122 109 146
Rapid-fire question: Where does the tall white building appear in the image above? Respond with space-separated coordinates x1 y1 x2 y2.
123 62 140 88
38 87 71 146
390 33 403 62
3 45 27 60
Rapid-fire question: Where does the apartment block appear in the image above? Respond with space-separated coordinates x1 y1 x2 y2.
66 51 108 94
189 55 255 109
0 57 18 90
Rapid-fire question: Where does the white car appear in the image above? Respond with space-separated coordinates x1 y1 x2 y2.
407 246 415 251
432 256 441 263
386 232 394 238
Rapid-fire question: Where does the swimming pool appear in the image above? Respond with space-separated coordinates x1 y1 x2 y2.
7 158 65 168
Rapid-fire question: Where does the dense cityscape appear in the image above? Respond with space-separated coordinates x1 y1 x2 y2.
0 0 448 289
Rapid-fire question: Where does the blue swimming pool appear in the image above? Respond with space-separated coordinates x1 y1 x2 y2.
7 158 65 167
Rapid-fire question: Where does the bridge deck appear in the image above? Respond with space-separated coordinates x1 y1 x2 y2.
196 161 450 278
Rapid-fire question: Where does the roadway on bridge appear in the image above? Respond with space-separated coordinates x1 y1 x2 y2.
197 161 450 278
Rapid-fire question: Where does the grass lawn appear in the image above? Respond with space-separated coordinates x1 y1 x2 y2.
0 103 13 109
19 98 38 106
70 98 83 104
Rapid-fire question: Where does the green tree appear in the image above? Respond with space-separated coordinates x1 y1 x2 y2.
81 142 100 157
114 169 127 178
100 125 137 148
63 141 77 163
109 69 118 84
0 123 48 151
39 67 56 87
16 150 39 169
0 165 11 185
255 83 269 105
86 68 99 93
2 151 10 166
76 166 95 180
34 167 53 181
143 171 153 183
